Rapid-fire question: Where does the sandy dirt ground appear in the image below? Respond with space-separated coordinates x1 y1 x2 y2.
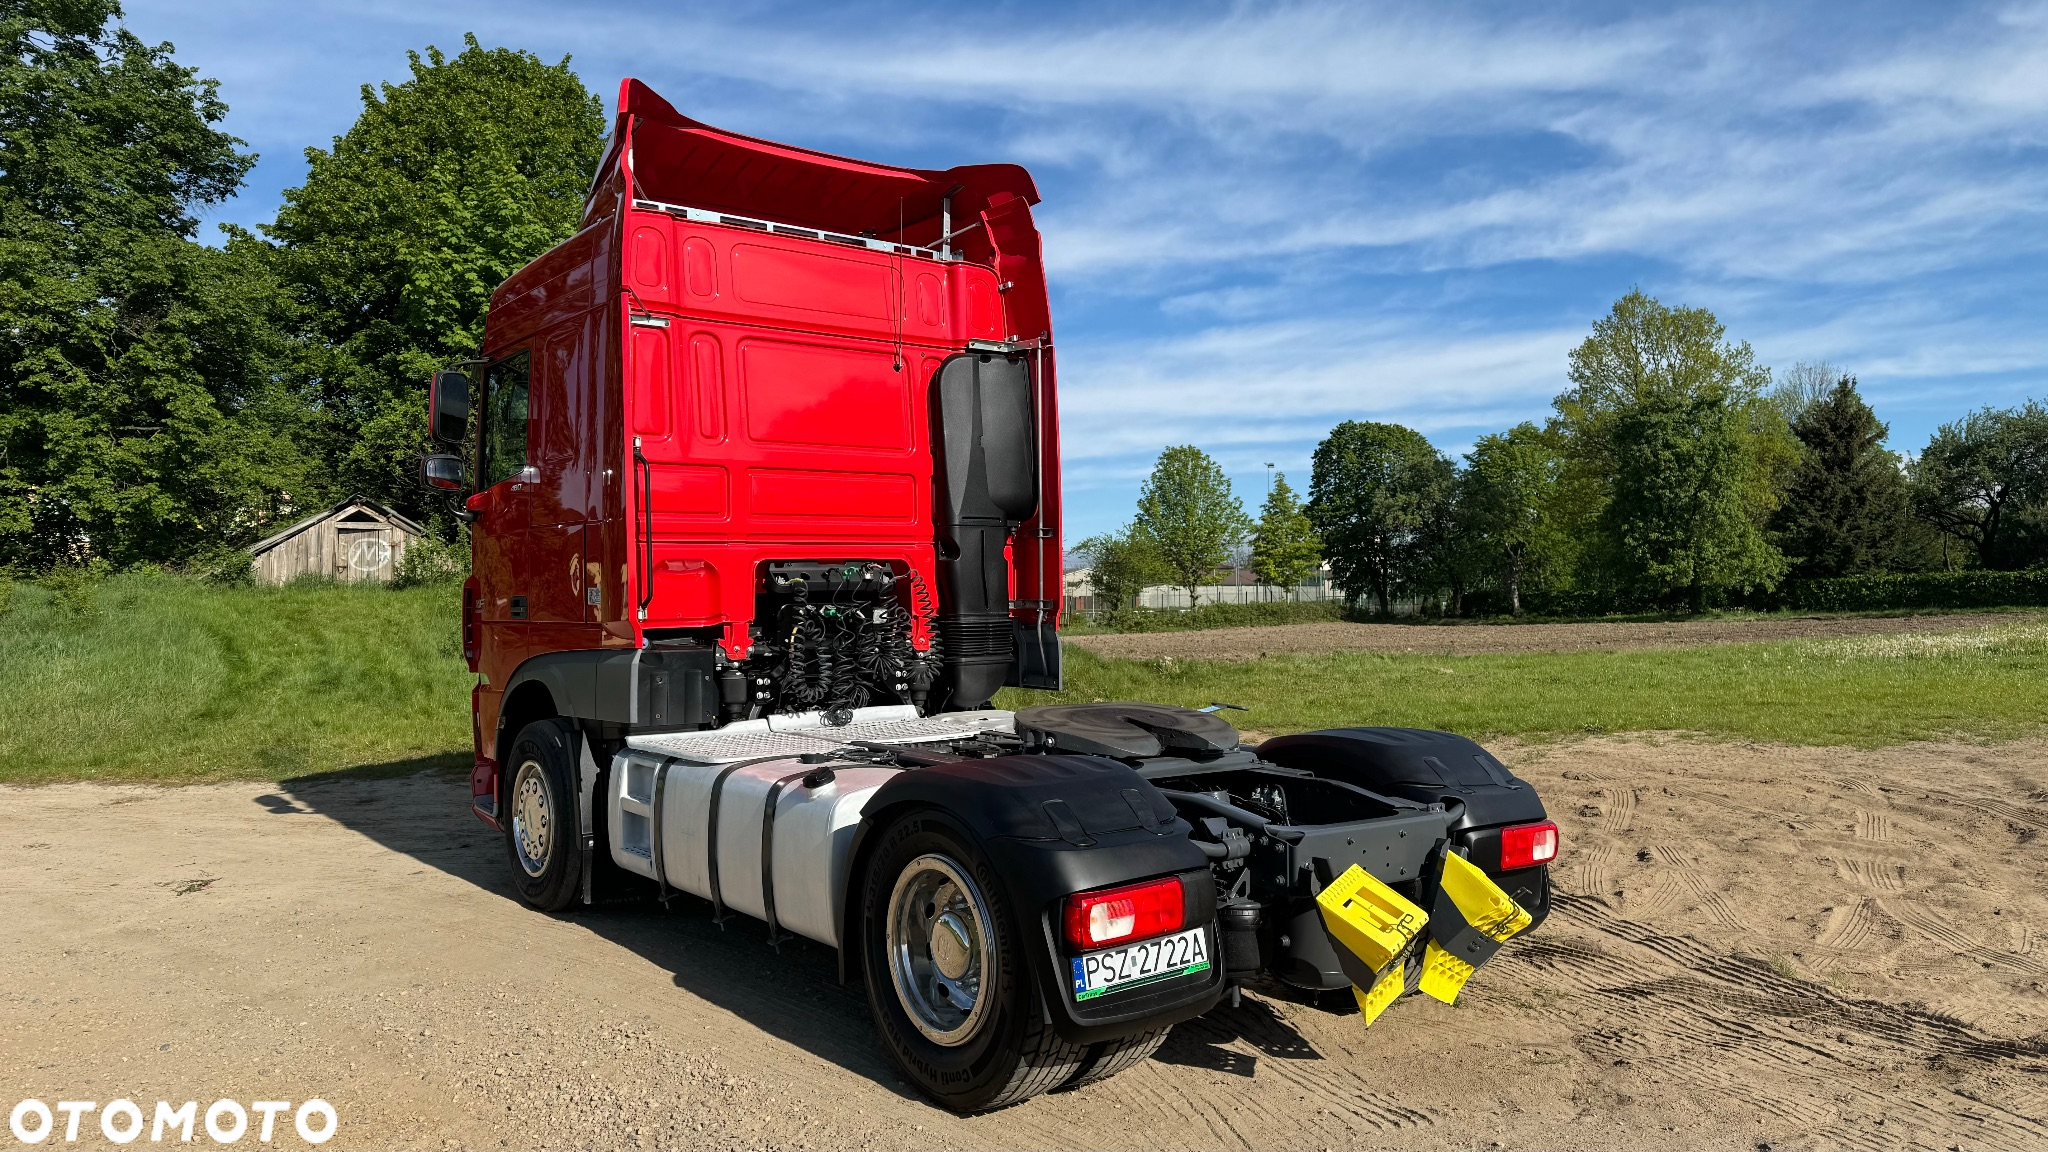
1066 611 2045 661
5 738 2047 1151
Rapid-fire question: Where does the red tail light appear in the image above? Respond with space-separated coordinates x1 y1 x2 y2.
1063 877 1184 951
1499 821 1559 870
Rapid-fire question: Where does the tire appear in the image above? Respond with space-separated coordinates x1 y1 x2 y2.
860 808 1087 1112
502 719 584 913
1060 1028 1168 1092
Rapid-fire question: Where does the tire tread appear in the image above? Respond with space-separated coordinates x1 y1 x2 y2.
976 999 1092 1110
1061 1028 1168 1092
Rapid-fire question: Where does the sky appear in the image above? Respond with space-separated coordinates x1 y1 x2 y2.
124 0 2048 540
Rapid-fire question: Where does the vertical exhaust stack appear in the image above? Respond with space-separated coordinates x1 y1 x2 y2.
930 352 1037 710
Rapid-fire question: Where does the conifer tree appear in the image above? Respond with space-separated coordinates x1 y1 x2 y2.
1249 473 1321 596
1770 375 1911 578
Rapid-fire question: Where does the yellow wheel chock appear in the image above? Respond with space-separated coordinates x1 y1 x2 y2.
1315 864 1429 1026
1418 852 1533 1005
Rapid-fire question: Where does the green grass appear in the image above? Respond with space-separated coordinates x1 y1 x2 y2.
999 619 2048 748
4 575 2045 786
0 573 472 784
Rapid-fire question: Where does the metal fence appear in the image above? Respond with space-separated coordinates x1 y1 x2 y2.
1062 572 1445 620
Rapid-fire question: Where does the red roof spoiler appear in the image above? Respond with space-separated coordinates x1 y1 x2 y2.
588 78 1039 248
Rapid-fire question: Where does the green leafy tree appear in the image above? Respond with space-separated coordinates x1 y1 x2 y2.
1307 421 1453 615
1133 445 1250 608
1600 389 1786 609
265 36 605 516
0 0 313 568
1461 423 1562 615
1769 360 1841 426
1249 472 1321 595
1769 375 1913 578
1071 526 1166 614
1552 289 1790 605
1910 401 2048 570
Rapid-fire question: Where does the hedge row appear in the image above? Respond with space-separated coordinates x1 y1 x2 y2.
1068 599 1346 634
1767 569 2048 612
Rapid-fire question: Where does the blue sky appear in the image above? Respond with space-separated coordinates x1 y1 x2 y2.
126 0 2048 540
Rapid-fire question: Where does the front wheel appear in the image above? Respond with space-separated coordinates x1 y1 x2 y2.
860 809 1087 1112
502 719 584 912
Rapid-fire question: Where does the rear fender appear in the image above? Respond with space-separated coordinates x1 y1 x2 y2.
838 755 1223 1043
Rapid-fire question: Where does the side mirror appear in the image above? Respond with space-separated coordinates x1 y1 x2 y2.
421 453 466 492
429 370 471 446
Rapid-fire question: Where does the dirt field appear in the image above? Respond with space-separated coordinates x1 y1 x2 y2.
1067 611 2045 660
5 737 2047 1151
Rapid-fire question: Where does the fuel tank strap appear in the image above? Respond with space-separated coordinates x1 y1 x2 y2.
704 754 802 927
650 756 674 904
759 769 813 950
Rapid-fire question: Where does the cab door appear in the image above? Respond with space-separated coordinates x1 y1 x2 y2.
524 332 592 625
472 349 534 627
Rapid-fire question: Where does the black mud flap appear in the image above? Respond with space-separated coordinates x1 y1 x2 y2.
1007 618 1061 690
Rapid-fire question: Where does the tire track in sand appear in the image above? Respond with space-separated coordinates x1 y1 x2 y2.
1814 898 1879 952
1953 797 2048 831
1878 899 2048 977
1832 855 1908 893
1598 786 1638 832
1491 895 2048 1149
1650 846 1749 931
1853 809 1893 841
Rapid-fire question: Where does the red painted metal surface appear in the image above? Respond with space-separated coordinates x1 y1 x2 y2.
466 79 1063 769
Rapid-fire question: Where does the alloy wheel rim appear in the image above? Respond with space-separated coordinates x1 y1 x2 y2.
886 853 995 1046
510 760 553 877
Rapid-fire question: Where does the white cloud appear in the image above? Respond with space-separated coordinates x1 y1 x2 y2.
120 0 2048 536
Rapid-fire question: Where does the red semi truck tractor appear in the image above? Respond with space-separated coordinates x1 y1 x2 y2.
419 79 1559 1112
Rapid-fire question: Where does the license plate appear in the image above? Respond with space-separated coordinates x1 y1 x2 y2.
1071 927 1210 1001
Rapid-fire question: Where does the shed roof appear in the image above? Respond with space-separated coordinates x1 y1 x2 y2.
247 497 427 557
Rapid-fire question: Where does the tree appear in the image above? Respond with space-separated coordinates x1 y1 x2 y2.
1307 421 1453 615
1249 472 1321 595
1552 289 1790 605
265 36 605 516
1769 375 1912 578
1133 445 1250 608
1600 389 1785 609
1768 360 1841 426
1070 526 1166 614
0 0 314 569
1910 402 2048 570
1461 423 1562 615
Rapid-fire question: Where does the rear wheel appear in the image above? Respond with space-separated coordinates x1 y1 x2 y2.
860 809 1087 1112
503 719 584 912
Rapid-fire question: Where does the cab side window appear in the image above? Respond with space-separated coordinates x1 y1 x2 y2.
481 351 531 487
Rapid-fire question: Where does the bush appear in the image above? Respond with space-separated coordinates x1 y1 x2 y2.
35 560 111 622
186 542 255 586
391 534 468 589
1765 569 2048 612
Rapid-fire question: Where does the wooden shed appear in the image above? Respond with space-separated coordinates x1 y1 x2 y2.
248 497 426 585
